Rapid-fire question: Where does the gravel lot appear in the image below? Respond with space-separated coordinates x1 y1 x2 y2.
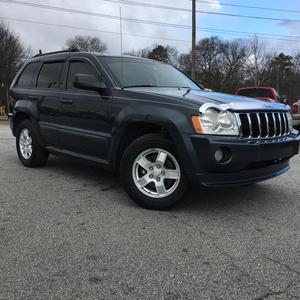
0 121 299 300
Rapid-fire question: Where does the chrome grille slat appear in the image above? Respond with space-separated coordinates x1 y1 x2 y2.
247 113 252 137
256 113 261 138
283 114 289 134
284 113 289 134
265 113 270 136
238 111 290 139
278 113 282 136
281 113 287 135
272 113 277 138
236 114 243 136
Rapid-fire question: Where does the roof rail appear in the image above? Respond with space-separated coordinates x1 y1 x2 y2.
33 48 79 58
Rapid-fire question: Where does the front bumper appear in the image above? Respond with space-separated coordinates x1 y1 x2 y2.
181 131 300 187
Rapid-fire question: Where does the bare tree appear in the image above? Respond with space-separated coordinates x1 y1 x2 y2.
0 21 25 112
178 53 191 75
124 47 151 58
65 35 107 52
195 36 223 90
164 45 179 67
247 36 274 87
220 40 249 92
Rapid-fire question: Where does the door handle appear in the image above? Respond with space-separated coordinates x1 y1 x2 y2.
28 95 39 101
60 98 73 104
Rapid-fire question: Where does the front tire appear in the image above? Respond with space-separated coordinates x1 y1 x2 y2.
120 134 188 210
16 120 49 167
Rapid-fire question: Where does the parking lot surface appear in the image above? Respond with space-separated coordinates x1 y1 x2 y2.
0 121 299 300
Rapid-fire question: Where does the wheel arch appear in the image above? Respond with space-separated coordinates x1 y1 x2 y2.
109 118 191 173
12 100 40 135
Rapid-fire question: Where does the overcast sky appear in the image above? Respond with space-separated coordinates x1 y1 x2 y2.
0 0 300 56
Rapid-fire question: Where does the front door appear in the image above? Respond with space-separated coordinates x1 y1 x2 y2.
58 58 111 159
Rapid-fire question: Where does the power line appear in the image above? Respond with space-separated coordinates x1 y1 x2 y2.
103 0 300 23
0 16 191 43
1 14 300 46
193 0 300 14
2 0 300 24
1 16 299 54
1 0 300 43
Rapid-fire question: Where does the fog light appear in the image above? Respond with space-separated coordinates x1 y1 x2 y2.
215 148 224 162
214 147 232 164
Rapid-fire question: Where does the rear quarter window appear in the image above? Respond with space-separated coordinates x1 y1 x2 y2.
15 62 39 89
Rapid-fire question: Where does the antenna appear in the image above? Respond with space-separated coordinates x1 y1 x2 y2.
120 7 124 86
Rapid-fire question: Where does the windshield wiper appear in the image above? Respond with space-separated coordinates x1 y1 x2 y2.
182 87 192 97
122 84 158 89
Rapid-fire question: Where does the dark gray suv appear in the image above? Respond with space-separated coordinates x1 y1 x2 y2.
9 50 300 209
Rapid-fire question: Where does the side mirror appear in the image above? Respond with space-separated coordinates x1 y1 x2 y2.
74 74 107 92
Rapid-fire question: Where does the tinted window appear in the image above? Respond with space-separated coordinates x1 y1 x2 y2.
37 62 64 89
100 56 201 90
67 61 98 89
238 89 274 99
16 62 39 89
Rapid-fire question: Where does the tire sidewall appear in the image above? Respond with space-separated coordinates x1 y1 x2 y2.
121 135 188 209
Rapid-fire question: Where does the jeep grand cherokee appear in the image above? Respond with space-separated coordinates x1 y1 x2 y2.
9 51 300 209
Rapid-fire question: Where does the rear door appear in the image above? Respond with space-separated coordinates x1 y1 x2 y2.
58 57 111 159
29 59 65 146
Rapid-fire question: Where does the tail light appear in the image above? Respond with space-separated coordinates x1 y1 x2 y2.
292 104 298 114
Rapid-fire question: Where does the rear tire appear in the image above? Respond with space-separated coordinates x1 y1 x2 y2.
120 133 188 210
16 119 49 167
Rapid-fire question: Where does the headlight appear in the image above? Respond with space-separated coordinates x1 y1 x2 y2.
192 109 239 136
287 111 293 132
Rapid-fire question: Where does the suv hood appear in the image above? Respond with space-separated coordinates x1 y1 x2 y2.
128 87 255 105
127 87 289 111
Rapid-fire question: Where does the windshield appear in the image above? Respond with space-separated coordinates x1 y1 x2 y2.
99 56 202 90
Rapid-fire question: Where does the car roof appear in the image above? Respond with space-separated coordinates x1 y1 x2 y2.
28 51 154 63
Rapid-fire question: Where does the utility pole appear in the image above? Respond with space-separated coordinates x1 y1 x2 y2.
191 0 196 80
277 66 280 94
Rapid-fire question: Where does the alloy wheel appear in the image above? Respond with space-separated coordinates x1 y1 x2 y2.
132 148 181 199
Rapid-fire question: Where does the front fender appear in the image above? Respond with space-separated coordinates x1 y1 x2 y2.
109 103 196 173
112 103 194 134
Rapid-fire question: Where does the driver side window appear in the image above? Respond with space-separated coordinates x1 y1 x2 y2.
67 61 99 90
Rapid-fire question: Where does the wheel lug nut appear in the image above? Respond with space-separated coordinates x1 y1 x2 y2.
156 177 160 181
156 165 161 169
161 171 165 176
149 166 153 170
149 174 153 178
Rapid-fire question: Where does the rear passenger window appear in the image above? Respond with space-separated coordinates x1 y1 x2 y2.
37 62 64 89
16 62 39 89
67 61 98 89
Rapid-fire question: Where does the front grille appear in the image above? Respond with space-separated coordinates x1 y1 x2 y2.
237 112 290 139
